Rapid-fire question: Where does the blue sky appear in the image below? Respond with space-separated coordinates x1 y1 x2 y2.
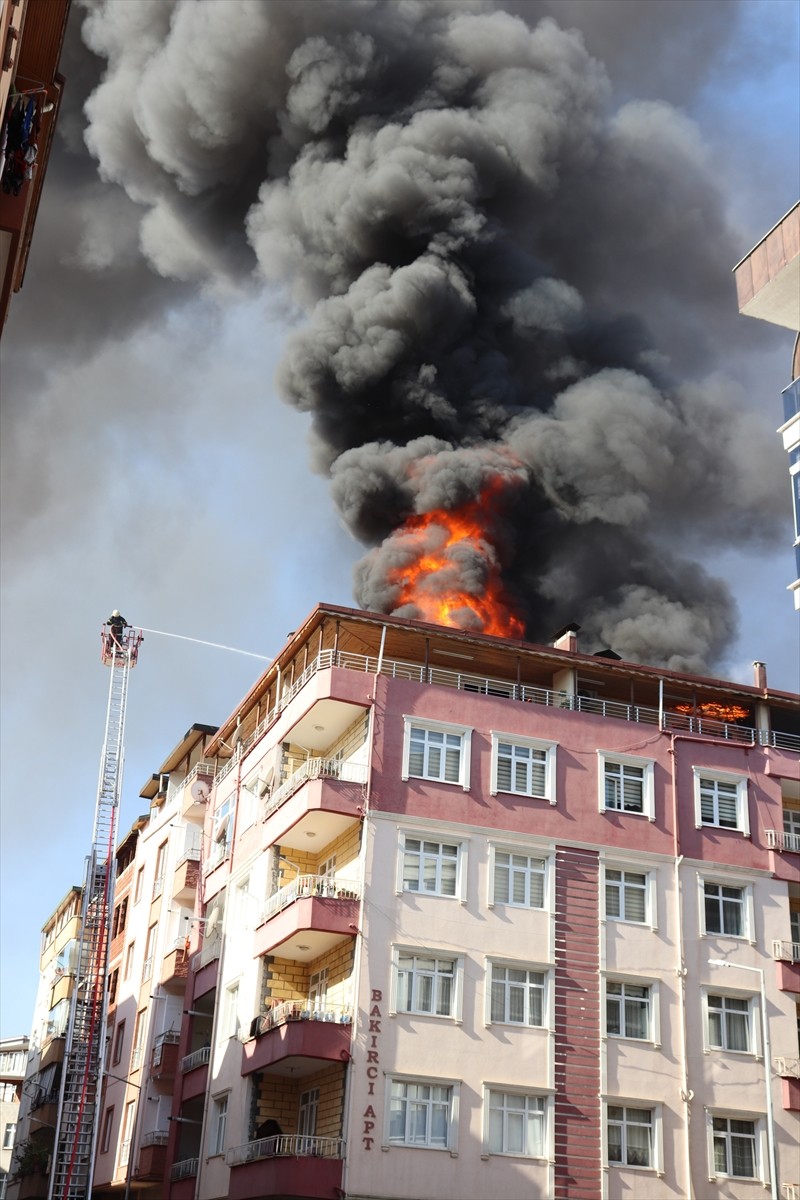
1 0 798 1040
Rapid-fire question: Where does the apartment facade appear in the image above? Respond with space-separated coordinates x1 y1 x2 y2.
115 602 800 1200
0 1036 28 1199
8 887 82 1200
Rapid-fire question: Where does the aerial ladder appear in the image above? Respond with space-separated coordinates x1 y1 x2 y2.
48 618 143 1200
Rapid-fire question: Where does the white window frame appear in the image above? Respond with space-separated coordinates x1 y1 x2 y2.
604 864 656 929
209 1093 229 1157
100 1106 114 1155
221 981 240 1040
211 793 234 864
385 1074 459 1151
488 846 549 911
398 833 466 902
486 960 549 1029
693 768 749 836
490 732 557 804
605 978 659 1044
702 988 758 1055
123 940 135 982
392 947 464 1021
483 1086 550 1159
706 1111 766 1184
604 1100 662 1173
402 717 472 790
3 1121 16 1150
598 751 655 821
700 877 754 942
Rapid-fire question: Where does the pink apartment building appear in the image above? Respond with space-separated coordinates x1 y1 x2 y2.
113 601 800 1200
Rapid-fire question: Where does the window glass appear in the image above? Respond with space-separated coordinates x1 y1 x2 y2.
712 1117 756 1177
398 955 455 1016
490 964 545 1027
389 1080 451 1148
606 982 650 1039
402 839 458 896
488 1091 545 1157
604 762 645 812
704 883 745 936
607 1106 653 1167
409 727 463 783
493 852 545 908
606 870 647 923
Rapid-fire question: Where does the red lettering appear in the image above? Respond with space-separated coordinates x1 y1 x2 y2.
363 1121 375 1133
367 1050 379 1063
370 1004 381 1017
369 1019 381 1033
368 1081 375 1094
371 989 383 1002
363 1106 376 1119
367 1066 378 1079
362 1136 374 1150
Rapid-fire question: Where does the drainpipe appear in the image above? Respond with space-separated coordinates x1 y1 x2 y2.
670 735 694 1200
375 624 386 677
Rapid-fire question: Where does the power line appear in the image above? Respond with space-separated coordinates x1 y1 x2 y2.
135 626 274 661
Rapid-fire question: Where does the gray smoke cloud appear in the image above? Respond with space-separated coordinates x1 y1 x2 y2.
9 0 795 672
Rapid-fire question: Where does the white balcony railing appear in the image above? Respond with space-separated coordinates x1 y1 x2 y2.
248 1002 353 1038
170 1158 199 1181
167 761 216 804
226 1134 344 1166
120 1139 131 1167
141 1129 169 1147
180 1044 211 1073
258 875 359 926
766 828 800 853
130 1046 142 1070
141 955 154 983
176 846 202 868
782 1185 800 1200
265 758 368 819
772 940 800 963
775 1056 800 1077
152 874 164 900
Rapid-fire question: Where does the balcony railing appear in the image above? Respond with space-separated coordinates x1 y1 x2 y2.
226 1135 344 1166
782 1185 800 1200
170 1158 199 1181
152 874 165 900
249 1002 353 1038
180 1045 211 1073
141 1129 169 1147
776 1056 800 1077
152 1029 180 1067
167 761 217 803
176 846 202 867
265 758 368 819
141 955 154 982
130 1046 143 1070
766 829 800 853
258 875 359 925
772 940 800 962
217 649 800 773
120 1139 131 1167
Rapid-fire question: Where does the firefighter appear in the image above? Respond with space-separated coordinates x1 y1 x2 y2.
106 610 128 651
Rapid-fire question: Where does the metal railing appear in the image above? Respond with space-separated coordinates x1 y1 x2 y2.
180 1044 211 1073
167 761 217 803
130 1046 143 1070
120 1139 131 1167
258 875 360 925
216 649 800 777
176 846 202 867
170 1158 199 1181
141 955 154 983
782 1185 800 1200
772 940 800 963
152 874 164 899
265 758 368 819
155 1029 181 1047
249 1002 353 1037
775 1056 800 1077
766 829 800 853
226 1134 344 1166
141 1129 169 1147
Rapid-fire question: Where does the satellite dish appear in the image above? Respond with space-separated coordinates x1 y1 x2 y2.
191 778 210 803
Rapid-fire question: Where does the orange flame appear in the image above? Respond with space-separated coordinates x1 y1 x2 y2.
674 701 750 722
387 484 524 638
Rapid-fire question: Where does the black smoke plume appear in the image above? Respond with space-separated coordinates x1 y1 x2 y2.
25 0 792 670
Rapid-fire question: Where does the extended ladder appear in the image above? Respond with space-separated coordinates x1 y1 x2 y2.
48 626 142 1200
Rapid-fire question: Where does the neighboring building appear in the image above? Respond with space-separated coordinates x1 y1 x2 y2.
137 602 797 1200
8 886 82 1200
734 201 800 609
0 1036 28 1199
0 0 70 331
92 724 217 1200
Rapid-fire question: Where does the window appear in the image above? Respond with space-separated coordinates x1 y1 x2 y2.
222 982 240 1039
487 1091 546 1157
131 1009 146 1070
134 866 144 903
100 1107 115 1154
112 1020 126 1066
211 795 233 864
297 1087 318 1152
606 982 651 1040
397 953 457 1017
492 850 546 909
119 1100 135 1168
107 968 119 1007
112 896 128 938
210 1094 228 1157
784 807 800 839
401 837 460 897
309 969 328 1011
2 1123 15 1150
707 994 751 1052
694 770 749 835
490 733 556 803
123 941 135 982
142 924 157 981
607 1105 653 1168
402 718 471 789
703 882 746 937
599 753 654 820
153 841 168 897
389 1079 453 1149
490 964 545 1027
712 1116 757 1178
605 868 648 924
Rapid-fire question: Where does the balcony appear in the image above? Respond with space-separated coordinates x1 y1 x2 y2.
773 940 800 993
137 1130 169 1180
170 1157 199 1182
263 759 366 850
179 1044 210 1101
161 939 190 991
178 762 216 821
151 1030 181 1082
773 940 800 962
766 829 800 853
38 1036 65 1071
242 1002 353 1076
225 1136 344 1200
173 849 200 904
254 876 360 961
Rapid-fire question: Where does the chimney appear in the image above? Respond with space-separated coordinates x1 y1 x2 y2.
553 623 580 654
752 661 767 691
